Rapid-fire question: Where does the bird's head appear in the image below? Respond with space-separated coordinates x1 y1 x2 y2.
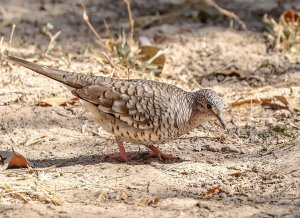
192 89 226 129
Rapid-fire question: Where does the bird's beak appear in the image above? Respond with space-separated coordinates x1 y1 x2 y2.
216 114 227 129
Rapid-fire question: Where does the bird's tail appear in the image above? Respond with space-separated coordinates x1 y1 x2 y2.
4 56 87 88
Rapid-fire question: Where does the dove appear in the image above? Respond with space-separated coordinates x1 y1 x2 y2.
5 56 226 162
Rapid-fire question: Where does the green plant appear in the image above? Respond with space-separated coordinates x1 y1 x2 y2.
264 11 300 53
42 22 61 55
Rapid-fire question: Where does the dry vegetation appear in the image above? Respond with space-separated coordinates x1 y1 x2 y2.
0 0 300 217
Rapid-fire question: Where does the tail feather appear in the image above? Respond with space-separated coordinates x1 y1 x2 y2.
4 56 84 88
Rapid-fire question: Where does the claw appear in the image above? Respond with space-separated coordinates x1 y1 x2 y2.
108 152 130 162
108 138 136 164
146 145 177 161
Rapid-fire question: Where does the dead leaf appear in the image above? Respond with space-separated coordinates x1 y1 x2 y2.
139 45 166 72
274 95 289 105
229 172 243 178
275 96 300 111
136 197 161 207
50 196 64 206
203 185 221 200
280 9 300 26
0 148 32 170
230 98 272 108
180 170 189 175
229 95 300 111
36 97 79 107
265 9 300 52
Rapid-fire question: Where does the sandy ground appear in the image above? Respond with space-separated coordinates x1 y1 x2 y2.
0 0 300 217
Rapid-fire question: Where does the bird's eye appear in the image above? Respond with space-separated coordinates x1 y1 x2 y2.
207 104 212 110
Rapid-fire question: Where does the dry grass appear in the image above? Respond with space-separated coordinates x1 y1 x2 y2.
264 9 300 52
0 168 63 205
81 1 167 80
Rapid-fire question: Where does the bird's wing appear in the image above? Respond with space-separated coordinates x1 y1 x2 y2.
4 56 181 130
72 80 178 130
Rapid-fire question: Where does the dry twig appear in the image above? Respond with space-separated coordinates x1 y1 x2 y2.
2 184 29 203
123 0 135 43
0 36 4 74
0 36 4 56
81 3 107 51
8 24 15 55
215 4 247 30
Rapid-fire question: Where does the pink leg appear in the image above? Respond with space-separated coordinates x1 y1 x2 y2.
146 145 177 161
108 138 135 163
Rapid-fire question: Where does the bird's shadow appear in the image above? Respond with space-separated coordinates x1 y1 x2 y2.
31 151 183 168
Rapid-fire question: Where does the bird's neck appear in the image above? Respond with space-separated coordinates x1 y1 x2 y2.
188 93 211 128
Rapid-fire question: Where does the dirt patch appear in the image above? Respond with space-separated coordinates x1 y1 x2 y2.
1 0 300 217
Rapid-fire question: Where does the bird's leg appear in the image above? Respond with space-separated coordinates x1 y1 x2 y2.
109 138 134 163
145 145 177 161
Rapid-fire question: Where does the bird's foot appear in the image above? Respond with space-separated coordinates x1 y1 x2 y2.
146 145 177 161
108 152 135 164
108 140 136 164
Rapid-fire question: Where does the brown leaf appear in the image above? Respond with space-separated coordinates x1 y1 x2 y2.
0 148 32 170
275 96 300 111
230 98 272 108
280 9 300 26
139 45 166 70
229 95 300 111
180 170 189 175
36 97 79 107
274 95 289 106
51 196 64 206
203 185 221 200
229 172 243 178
